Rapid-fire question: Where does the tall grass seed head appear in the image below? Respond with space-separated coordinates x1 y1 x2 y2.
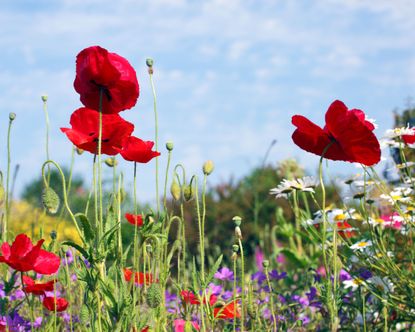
146 283 162 308
202 160 214 175
170 180 181 201
42 187 60 214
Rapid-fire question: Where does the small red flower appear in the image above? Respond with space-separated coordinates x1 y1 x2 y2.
61 107 134 155
180 290 200 305
292 100 380 166
42 297 69 312
403 129 415 145
337 221 357 239
0 234 60 275
23 276 55 295
125 213 144 226
74 46 139 114
119 136 160 163
123 268 155 285
213 300 241 319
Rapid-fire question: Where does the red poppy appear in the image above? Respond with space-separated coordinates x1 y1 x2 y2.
42 297 69 312
403 129 415 145
125 213 144 226
292 100 380 166
213 300 241 319
61 107 134 155
74 46 139 114
119 136 160 163
123 268 155 285
337 221 357 239
0 234 60 275
22 275 55 295
180 290 217 306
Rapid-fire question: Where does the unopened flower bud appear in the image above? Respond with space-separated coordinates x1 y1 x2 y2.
232 216 242 227
202 160 214 175
183 185 194 202
41 95 48 102
170 180 181 201
50 230 57 240
146 283 162 308
166 141 174 151
9 113 16 121
235 226 242 240
42 187 60 214
104 157 118 168
146 58 154 67
262 260 269 268
76 148 84 155
0 185 5 207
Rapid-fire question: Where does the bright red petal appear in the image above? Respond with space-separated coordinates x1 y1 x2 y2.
33 249 60 275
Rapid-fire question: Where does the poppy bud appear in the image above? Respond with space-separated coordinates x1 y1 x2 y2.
183 185 194 202
42 187 60 214
50 230 57 240
166 141 174 151
104 157 118 167
146 58 154 67
232 216 242 227
146 283 162 308
76 148 84 155
41 94 48 102
235 226 242 240
0 184 5 207
9 112 16 121
170 180 181 201
262 260 269 268
202 160 214 175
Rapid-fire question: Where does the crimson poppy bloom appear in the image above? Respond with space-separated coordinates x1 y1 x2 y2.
125 213 144 226
22 276 55 295
123 268 155 285
213 300 241 319
61 107 134 155
180 290 217 306
119 136 160 163
292 100 380 166
74 46 139 114
42 297 69 312
0 234 60 275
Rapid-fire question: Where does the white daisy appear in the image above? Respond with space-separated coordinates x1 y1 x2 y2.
384 126 414 139
343 277 365 291
350 239 372 251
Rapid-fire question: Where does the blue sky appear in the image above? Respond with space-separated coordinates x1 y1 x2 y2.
0 0 414 203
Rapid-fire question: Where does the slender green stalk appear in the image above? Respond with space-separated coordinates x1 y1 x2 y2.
264 265 277 332
233 255 237 332
163 149 172 212
148 65 160 215
42 96 51 186
3 114 15 242
238 238 245 332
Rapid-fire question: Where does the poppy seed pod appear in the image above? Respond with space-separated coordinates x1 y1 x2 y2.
146 58 154 67
232 216 242 227
170 180 181 201
166 141 174 151
42 187 60 214
146 283 162 308
202 160 214 175
9 113 16 121
235 226 242 240
76 147 84 155
262 260 269 268
41 95 48 102
232 244 239 253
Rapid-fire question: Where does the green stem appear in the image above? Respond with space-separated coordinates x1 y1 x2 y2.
163 149 172 213
3 116 14 242
238 238 245 332
148 69 160 216
265 267 277 332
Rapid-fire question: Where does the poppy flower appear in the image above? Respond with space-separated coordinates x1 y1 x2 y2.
22 276 55 295
292 100 380 166
125 213 144 226
403 129 415 145
0 234 60 275
42 297 68 312
213 300 241 319
180 290 217 306
123 268 156 285
74 46 139 114
61 107 134 155
118 136 160 163
337 221 357 239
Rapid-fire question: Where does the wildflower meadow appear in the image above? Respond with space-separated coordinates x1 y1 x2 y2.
1 45 415 332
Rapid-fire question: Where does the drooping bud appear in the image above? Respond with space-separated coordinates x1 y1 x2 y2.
202 160 214 175
146 283 162 308
170 180 181 201
41 94 48 102
232 216 242 227
104 157 118 168
42 187 60 214
166 141 174 151
9 113 16 121
76 148 84 155
183 185 194 202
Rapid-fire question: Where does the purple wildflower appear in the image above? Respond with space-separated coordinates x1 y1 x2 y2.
214 267 234 281
268 269 287 280
251 271 266 284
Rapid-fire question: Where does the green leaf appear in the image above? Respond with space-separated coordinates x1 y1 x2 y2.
75 213 95 243
62 240 89 261
279 248 308 268
205 254 223 286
